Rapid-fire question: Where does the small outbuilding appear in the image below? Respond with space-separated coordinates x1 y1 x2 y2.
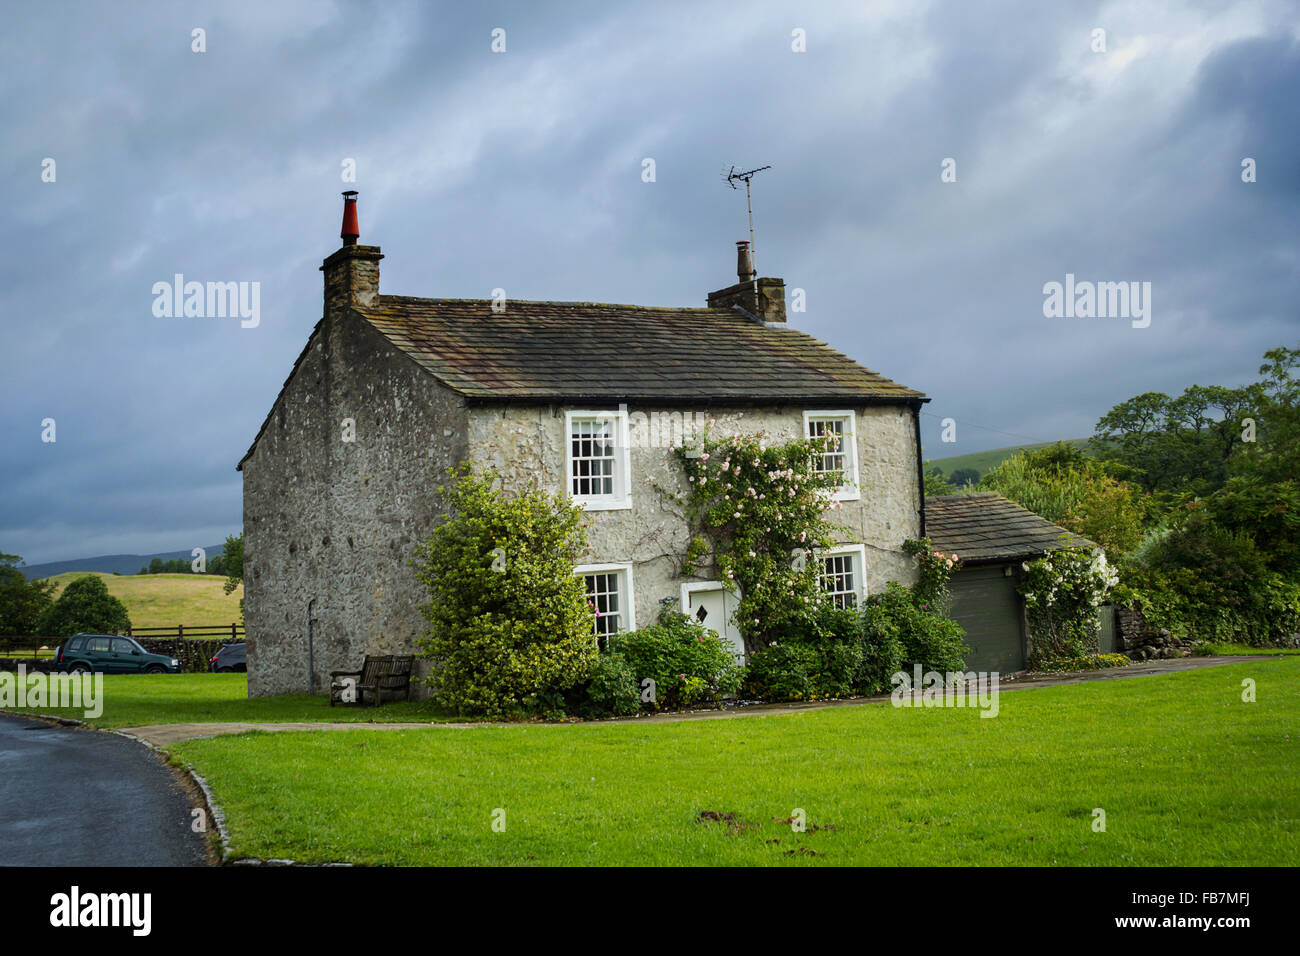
925 493 1100 673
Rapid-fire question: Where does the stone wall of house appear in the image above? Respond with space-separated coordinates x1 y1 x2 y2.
467 402 923 639
243 310 467 697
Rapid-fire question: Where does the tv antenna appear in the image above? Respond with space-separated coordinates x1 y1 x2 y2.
724 164 771 276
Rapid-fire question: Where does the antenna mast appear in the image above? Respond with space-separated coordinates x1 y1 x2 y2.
725 164 771 277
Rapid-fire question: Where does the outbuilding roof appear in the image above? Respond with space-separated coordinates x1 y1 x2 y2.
925 492 1098 564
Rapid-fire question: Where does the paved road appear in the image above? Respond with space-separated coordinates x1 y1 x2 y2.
0 715 208 866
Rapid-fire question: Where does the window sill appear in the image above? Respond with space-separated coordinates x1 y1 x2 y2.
574 497 632 512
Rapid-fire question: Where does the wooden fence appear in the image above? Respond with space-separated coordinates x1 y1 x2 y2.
0 637 57 660
126 623 244 640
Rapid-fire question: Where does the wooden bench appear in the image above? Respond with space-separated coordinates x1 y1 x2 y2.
329 654 415 707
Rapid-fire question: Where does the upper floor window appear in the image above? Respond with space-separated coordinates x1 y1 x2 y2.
565 410 631 510
804 410 860 501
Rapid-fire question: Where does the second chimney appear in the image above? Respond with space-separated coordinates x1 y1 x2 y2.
708 240 785 325
736 240 754 283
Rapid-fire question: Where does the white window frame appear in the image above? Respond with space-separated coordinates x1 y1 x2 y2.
818 544 868 609
803 410 860 502
576 562 635 645
565 409 632 511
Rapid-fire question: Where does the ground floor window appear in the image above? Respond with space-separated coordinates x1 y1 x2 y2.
575 563 635 647
819 545 867 609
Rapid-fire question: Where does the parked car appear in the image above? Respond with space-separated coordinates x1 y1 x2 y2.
209 643 247 673
55 633 181 674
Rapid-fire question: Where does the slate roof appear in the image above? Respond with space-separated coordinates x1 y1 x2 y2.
925 493 1098 564
356 296 926 404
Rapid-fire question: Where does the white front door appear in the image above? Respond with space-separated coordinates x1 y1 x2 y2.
682 584 745 664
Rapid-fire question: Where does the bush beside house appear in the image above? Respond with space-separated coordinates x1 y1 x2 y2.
411 466 599 718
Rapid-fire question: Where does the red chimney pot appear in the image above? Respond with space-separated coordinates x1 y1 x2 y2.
340 190 359 245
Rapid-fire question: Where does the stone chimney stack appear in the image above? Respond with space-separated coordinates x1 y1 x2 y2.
321 191 382 314
707 240 785 325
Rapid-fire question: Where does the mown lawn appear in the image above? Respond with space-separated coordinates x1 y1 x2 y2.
1199 642 1300 656
1 674 456 726
171 658 1300 866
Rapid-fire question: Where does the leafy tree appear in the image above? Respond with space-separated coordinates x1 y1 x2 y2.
923 468 957 497
1093 384 1260 496
1241 345 1300 484
148 557 164 574
980 444 1146 558
35 576 131 637
0 553 57 636
949 467 980 488
412 466 597 717
221 533 244 595
1205 476 1300 579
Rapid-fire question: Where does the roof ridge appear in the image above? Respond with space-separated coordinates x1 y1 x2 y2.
372 294 731 314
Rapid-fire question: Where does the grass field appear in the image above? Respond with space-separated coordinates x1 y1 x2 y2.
924 437 1091 480
169 658 1300 866
42 572 244 628
1199 641 1300 656
0 674 455 726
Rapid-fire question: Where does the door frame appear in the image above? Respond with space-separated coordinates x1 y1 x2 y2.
680 581 745 664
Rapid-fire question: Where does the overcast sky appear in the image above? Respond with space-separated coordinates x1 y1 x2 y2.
2 0 1297 565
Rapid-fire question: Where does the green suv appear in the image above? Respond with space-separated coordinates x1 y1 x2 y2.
55 633 181 674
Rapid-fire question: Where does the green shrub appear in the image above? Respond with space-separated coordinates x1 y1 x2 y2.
1127 512 1300 647
412 466 598 718
811 640 865 698
742 599 903 701
857 617 905 695
611 610 743 710
803 601 901 696
576 653 641 718
863 582 968 674
35 576 130 637
743 642 819 701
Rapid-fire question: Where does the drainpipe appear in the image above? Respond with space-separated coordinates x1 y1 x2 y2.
307 598 317 693
912 401 927 538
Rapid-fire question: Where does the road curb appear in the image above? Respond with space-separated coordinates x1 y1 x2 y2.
1 708 353 867
1 709 230 865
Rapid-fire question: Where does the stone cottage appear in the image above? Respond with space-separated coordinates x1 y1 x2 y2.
238 193 928 696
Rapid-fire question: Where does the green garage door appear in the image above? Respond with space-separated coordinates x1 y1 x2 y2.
948 565 1025 673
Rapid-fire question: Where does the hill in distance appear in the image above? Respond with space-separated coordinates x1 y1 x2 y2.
924 438 1093 482
20 545 227 581
42 572 244 629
